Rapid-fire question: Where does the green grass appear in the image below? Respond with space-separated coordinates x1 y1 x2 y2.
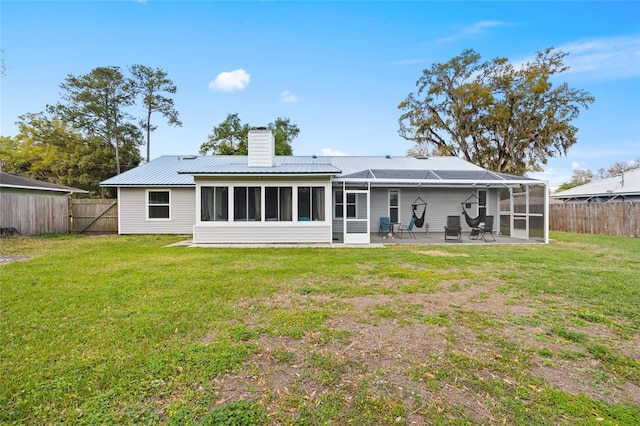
1 232 639 424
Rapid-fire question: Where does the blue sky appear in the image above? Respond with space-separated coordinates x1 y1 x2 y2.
1 1 639 188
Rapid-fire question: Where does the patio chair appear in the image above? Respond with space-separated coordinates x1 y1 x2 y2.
397 217 416 239
444 215 462 242
480 215 496 242
378 216 391 237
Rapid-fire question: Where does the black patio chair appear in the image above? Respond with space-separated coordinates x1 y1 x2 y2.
480 215 496 241
444 215 462 242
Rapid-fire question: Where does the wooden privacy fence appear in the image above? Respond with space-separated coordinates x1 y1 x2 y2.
71 199 118 233
1 193 69 235
550 203 639 238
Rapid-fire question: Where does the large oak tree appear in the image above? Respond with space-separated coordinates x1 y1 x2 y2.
398 48 595 175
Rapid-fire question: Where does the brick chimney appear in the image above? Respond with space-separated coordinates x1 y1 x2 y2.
248 128 275 167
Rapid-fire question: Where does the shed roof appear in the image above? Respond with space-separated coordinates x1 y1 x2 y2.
0 172 88 194
551 168 640 199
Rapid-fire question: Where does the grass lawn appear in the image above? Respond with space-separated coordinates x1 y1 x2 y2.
1 232 639 425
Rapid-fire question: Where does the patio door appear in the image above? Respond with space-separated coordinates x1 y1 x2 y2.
343 189 369 244
512 191 528 239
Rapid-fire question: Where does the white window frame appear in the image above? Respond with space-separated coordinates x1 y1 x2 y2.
146 189 171 221
388 189 400 223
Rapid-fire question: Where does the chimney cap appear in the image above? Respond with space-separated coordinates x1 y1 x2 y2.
255 126 268 131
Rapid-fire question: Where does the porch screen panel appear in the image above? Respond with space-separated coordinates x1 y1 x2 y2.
249 187 261 221
265 187 278 221
234 187 261 221
201 187 228 221
298 187 311 221
334 191 356 219
335 190 344 218
266 187 292 221
312 187 325 221
499 188 511 237
215 187 228 221
280 188 292 221
299 187 325 221
234 187 247 221
529 185 546 240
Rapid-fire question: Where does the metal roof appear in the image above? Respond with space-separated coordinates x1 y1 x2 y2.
100 154 542 187
552 168 640 198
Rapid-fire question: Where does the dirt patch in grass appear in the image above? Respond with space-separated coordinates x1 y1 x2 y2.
415 250 470 258
206 283 639 422
0 254 31 264
532 357 640 405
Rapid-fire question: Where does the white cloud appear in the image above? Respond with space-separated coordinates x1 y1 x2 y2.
571 161 582 169
321 148 348 156
435 20 515 44
208 69 251 92
510 35 640 81
559 35 640 79
279 90 299 103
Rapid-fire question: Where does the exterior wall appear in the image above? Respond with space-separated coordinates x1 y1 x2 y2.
368 186 498 234
333 186 499 237
116 183 502 240
118 187 195 234
193 223 331 244
194 176 333 244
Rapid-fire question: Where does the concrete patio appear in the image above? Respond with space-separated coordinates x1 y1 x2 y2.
334 229 544 245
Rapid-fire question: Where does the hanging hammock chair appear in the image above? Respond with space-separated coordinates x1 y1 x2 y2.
411 196 427 228
461 194 485 228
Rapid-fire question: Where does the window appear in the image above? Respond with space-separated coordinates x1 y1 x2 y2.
148 190 170 219
201 187 228 221
265 187 292 221
479 190 487 221
298 186 325 221
335 190 356 218
234 187 261 221
389 190 399 223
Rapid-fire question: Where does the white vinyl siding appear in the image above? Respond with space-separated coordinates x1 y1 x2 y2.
119 187 195 234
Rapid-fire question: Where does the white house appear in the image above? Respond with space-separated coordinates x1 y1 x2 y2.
551 168 640 204
101 129 549 244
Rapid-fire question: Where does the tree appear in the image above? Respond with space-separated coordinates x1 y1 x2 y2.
49 66 141 174
0 112 135 196
269 117 299 155
199 113 249 155
556 169 594 192
199 114 299 155
130 64 182 162
398 48 595 175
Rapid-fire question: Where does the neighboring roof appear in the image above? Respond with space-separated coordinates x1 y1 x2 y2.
551 168 640 199
0 172 88 194
100 154 542 187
